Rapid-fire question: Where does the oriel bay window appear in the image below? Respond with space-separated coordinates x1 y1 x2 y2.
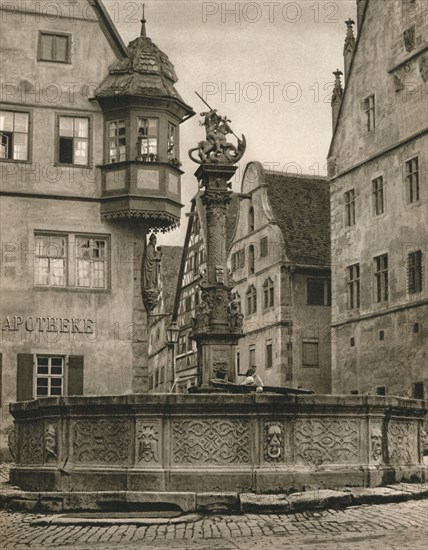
167 122 177 160
108 119 126 163
137 117 158 161
58 116 89 165
0 110 29 161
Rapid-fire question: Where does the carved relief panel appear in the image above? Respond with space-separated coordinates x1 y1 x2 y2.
387 420 418 465
20 421 44 465
72 419 130 465
172 419 250 464
136 420 160 466
263 422 285 463
294 418 359 465
370 424 383 465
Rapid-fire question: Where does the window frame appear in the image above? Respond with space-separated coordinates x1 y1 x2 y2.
34 233 68 288
307 278 331 306
372 176 385 216
0 109 31 163
374 253 389 303
302 341 319 367
347 263 360 309
405 156 420 204
56 115 90 167
167 121 177 161
107 118 128 164
265 340 273 369
248 245 255 275
246 285 257 315
260 236 268 258
38 31 71 64
364 94 375 131
344 189 356 227
137 116 159 161
407 249 423 294
35 355 65 398
248 206 255 232
263 278 275 309
75 236 109 290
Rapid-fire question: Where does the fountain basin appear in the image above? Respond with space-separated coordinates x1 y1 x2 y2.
9 393 427 495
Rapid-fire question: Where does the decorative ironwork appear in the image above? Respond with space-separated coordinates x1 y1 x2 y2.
172 420 250 464
294 419 359 465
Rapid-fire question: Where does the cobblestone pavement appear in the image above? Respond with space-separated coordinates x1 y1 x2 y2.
0 500 427 549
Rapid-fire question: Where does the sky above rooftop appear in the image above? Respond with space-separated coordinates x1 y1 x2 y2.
106 0 357 245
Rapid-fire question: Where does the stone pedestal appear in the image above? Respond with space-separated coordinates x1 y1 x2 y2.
191 164 244 386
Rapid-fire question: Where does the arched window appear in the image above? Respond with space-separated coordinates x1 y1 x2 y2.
248 245 255 275
248 206 255 232
263 278 274 309
246 285 257 315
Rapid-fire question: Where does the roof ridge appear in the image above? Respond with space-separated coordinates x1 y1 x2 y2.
264 169 327 180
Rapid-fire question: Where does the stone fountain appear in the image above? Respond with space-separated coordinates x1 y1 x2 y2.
8 110 427 512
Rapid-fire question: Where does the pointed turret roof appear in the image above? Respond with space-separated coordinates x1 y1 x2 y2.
96 13 191 108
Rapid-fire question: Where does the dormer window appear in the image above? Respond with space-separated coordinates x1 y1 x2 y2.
138 117 158 161
108 120 126 163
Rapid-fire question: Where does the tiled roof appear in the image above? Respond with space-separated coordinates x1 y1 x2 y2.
265 171 330 267
96 33 186 103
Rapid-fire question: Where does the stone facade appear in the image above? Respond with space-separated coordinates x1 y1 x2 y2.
229 162 331 392
147 246 182 392
328 0 427 397
0 0 193 458
9 394 427 493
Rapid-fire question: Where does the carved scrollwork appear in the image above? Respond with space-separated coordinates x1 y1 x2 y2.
172 420 249 464
72 419 130 465
294 419 359 465
20 421 44 465
387 420 418 465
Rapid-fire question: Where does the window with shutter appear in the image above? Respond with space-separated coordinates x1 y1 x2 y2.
68 355 84 395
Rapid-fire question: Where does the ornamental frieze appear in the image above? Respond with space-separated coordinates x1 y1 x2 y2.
294 418 359 465
72 419 130 465
172 419 249 464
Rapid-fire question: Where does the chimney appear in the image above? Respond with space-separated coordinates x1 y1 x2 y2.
356 0 367 31
331 69 344 131
343 19 356 81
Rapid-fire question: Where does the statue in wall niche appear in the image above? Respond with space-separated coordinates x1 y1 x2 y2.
264 422 283 461
142 233 162 312
192 296 210 332
45 424 57 462
142 233 162 290
371 427 382 462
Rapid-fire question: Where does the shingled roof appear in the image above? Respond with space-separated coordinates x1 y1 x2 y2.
265 171 330 267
